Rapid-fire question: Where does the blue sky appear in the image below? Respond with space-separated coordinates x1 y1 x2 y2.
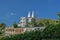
0 0 60 26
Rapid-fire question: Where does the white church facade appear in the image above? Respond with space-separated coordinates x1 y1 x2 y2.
18 11 34 27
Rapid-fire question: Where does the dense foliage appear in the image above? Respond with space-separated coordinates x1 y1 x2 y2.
13 22 17 28
1 23 60 40
0 23 60 40
0 30 41 40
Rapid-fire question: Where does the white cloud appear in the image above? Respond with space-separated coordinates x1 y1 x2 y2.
0 12 16 20
11 12 16 16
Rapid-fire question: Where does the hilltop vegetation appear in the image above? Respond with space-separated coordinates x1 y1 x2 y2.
0 23 60 40
0 13 60 40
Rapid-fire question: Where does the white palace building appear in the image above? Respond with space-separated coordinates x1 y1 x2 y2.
5 11 45 36
18 11 34 27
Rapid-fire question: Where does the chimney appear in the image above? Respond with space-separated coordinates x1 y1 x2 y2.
32 11 34 18
28 11 30 18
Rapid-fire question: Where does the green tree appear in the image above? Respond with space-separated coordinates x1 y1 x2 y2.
57 12 60 20
57 12 60 17
0 23 6 29
23 30 41 40
0 23 6 34
42 23 60 39
30 18 36 27
25 22 30 27
42 19 54 27
13 22 17 28
36 19 44 27
36 19 54 27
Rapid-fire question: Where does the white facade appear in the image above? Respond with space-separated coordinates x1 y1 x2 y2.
18 11 35 27
18 17 26 27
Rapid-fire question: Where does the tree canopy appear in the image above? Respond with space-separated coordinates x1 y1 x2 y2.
12 22 17 28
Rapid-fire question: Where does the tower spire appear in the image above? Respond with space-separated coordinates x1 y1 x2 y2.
28 11 30 17
32 11 34 18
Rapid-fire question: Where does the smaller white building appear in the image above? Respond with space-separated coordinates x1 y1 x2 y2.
18 17 26 27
